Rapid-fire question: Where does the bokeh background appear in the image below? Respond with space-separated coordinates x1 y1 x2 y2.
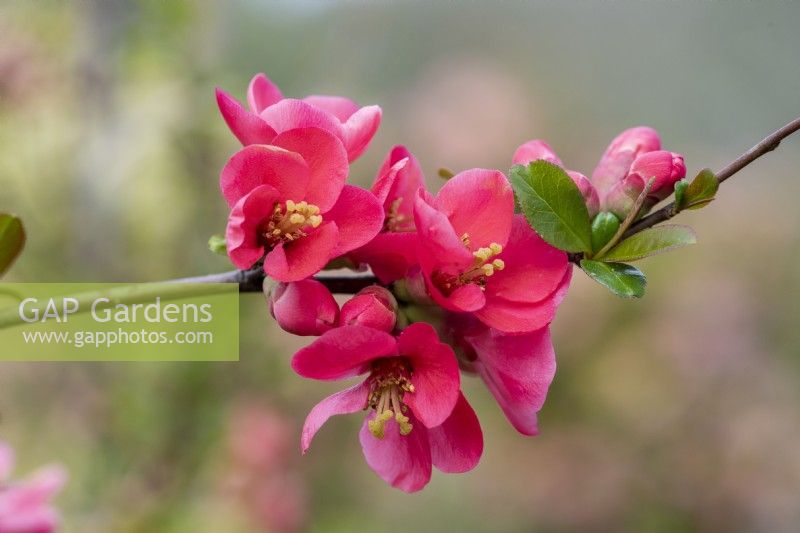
2 1 800 531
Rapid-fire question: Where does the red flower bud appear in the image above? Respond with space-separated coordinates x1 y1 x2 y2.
628 150 686 202
591 127 661 196
339 286 398 332
268 279 339 336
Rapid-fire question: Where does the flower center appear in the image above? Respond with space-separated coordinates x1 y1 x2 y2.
366 358 415 439
259 200 322 248
432 239 505 296
384 198 413 232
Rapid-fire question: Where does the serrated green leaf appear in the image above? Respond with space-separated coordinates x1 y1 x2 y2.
208 234 227 255
673 179 689 211
580 259 646 298
0 214 25 276
591 211 621 254
685 169 718 206
509 161 592 253
600 224 697 262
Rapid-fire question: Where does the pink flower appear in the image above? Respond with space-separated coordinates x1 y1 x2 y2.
590 127 686 217
445 315 559 436
292 323 482 492
349 145 426 283
222 133 384 282
269 279 339 336
216 73 381 162
339 286 398 332
413 169 571 333
0 441 67 533
513 140 600 218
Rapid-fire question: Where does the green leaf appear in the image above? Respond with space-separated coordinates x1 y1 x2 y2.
683 168 718 210
0 214 25 276
600 224 697 262
591 211 621 254
580 259 646 298
510 161 592 253
208 234 227 255
673 179 689 211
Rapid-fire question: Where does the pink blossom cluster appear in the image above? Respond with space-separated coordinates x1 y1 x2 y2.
216 74 685 492
0 441 66 533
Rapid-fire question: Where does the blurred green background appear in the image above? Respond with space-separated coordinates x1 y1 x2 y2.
2 1 800 531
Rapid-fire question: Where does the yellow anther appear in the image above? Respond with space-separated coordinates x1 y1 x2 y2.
308 205 320 216
285 200 296 211
492 258 505 270
395 412 413 436
481 264 495 276
309 215 323 228
474 248 491 261
489 243 503 255
272 229 282 236
289 213 306 225
368 410 395 439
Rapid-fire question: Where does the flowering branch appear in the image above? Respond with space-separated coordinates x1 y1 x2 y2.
624 115 800 237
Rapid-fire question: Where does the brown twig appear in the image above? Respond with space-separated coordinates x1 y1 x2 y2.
172 268 378 294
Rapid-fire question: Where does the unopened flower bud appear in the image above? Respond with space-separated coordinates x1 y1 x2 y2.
268 279 338 336
602 173 646 219
628 150 686 202
591 127 661 196
339 286 398 332
567 171 600 219
512 140 563 166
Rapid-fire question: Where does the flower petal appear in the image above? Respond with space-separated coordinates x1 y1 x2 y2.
512 139 563 166
272 128 348 212
225 185 282 270
467 325 557 435
372 145 425 230
340 105 382 161
477 268 572 333
259 98 343 139
247 73 284 113
413 189 474 271
434 168 514 250
428 392 483 473
484 216 570 304
398 323 460 428
301 381 370 454
216 87 277 146
291 325 398 381
324 185 385 257
302 95 359 121
220 144 309 208
349 232 419 284
263 221 339 282
358 414 432 493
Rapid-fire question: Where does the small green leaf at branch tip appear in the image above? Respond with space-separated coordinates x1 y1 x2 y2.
599 224 697 262
437 167 455 180
580 259 646 298
0 214 25 277
509 161 593 254
681 168 718 211
673 179 689 211
208 234 227 255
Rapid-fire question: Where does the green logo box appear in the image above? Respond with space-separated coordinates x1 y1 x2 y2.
0 283 239 361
